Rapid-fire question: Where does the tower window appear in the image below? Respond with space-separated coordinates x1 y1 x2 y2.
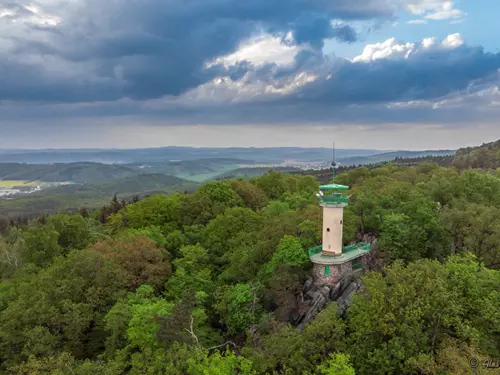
326 228 330 232
340 220 343 225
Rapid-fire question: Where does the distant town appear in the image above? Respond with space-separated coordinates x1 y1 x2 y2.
239 160 333 170
0 185 42 198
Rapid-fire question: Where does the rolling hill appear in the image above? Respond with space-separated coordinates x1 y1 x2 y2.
0 174 199 218
0 162 138 183
0 147 383 164
0 159 258 184
48 174 199 197
0 163 46 178
453 139 500 169
213 166 301 180
339 150 456 166
127 158 257 181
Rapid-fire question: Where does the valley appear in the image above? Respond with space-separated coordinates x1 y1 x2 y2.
0 147 457 219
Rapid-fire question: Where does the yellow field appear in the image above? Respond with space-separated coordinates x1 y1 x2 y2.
0 180 43 188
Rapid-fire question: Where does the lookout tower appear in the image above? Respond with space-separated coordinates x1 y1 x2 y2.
316 183 349 255
309 146 371 285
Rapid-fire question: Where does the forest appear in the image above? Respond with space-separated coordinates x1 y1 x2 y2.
0 146 499 374
0 148 455 219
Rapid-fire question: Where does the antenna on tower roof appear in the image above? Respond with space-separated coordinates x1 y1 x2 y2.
331 141 336 182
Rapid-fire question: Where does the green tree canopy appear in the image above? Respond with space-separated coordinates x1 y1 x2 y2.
215 283 261 335
315 353 356 375
0 250 127 368
347 255 499 375
90 234 172 291
187 350 257 375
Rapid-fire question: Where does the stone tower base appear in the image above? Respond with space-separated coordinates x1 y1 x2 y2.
311 253 370 286
312 261 352 285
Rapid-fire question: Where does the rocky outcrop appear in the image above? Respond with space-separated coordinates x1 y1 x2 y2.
336 275 363 316
294 271 364 328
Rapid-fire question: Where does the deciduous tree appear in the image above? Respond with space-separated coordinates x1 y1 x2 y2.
90 235 172 291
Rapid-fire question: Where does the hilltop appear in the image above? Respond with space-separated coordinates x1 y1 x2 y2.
0 159 250 184
453 139 500 169
0 162 138 184
339 149 455 166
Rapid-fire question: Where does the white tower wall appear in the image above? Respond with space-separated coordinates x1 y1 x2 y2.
322 206 344 255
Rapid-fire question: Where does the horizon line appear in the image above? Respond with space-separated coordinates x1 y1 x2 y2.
0 146 457 152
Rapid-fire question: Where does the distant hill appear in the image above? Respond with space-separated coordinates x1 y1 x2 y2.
453 139 500 169
48 174 199 197
0 147 383 164
0 163 44 178
297 154 456 184
127 158 256 182
213 166 300 180
339 150 455 166
0 174 199 218
0 159 259 184
0 162 138 183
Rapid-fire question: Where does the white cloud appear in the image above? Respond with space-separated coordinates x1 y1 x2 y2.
0 2 61 26
424 1 467 20
0 9 16 18
353 33 464 62
404 1 467 20
211 34 299 68
405 0 450 15
441 33 464 48
425 8 466 20
407 19 428 24
450 19 465 24
155 68 321 108
352 38 416 62
422 37 438 48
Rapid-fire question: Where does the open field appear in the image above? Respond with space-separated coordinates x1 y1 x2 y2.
0 180 60 188
0 180 43 188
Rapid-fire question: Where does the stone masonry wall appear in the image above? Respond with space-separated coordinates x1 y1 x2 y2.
312 263 339 285
312 261 353 286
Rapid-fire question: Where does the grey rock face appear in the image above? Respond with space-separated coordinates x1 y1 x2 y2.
294 272 364 327
336 279 362 316
329 281 342 301
300 290 327 326
319 286 330 299
302 278 313 292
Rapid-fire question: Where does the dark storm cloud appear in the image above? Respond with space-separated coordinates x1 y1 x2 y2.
289 15 357 48
2 39 500 129
2 0 500 131
1 0 389 103
200 41 500 112
285 45 500 104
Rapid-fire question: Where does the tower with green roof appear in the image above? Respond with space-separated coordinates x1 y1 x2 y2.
309 148 371 285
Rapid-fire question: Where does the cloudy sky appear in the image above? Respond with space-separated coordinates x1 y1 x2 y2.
1 0 499 150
